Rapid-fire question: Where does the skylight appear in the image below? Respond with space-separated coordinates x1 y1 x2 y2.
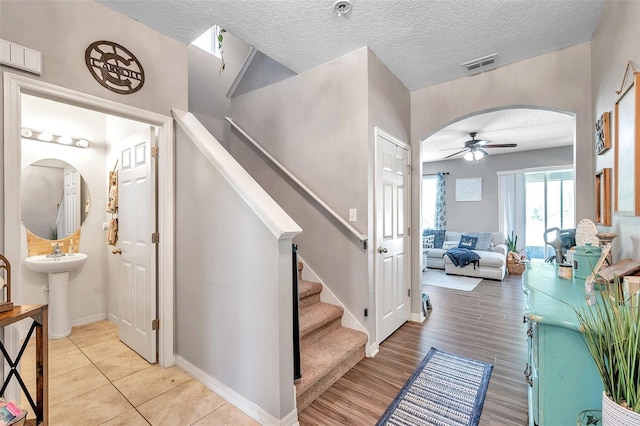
191 25 222 59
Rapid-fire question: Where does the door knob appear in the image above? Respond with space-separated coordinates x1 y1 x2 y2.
378 247 388 254
112 248 122 255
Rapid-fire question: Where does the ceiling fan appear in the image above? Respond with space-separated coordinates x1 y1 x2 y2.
443 132 517 162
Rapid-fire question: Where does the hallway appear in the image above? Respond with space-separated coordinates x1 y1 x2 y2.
21 320 258 425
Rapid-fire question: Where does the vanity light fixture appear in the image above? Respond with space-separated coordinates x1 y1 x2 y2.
20 127 90 149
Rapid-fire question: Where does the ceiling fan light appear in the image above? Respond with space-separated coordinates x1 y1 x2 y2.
474 150 485 160
464 151 474 161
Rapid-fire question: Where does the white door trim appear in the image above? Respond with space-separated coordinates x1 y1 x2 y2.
3 72 175 368
373 127 411 345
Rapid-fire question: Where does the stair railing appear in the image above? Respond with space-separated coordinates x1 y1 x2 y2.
292 244 301 381
225 117 368 250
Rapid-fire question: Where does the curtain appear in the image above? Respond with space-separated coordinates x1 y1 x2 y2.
498 172 526 250
434 172 447 229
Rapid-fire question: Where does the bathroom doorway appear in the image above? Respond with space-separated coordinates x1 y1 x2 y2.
3 73 175 379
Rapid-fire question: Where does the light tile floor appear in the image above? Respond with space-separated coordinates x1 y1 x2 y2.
20 320 259 426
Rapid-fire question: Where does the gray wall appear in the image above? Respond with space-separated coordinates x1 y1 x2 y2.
423 146 573 232
229 48 375 336
0 0 188 254
174 124 296 420
592 0 640 261
188 31 252 145
410 43 593 312
366 50 411 325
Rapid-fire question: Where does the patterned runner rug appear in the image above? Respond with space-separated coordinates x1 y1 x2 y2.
376 348 493 426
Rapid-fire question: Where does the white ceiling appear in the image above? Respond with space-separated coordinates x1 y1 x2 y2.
421 108 575 162
98 0 605 91
97 0 594 162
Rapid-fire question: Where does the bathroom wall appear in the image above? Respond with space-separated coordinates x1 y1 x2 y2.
20 137 108 324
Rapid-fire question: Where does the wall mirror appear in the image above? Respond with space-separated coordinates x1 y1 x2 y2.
614 72 640 215
21 159 90 239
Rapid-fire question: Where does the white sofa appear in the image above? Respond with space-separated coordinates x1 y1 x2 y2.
424 231 507 280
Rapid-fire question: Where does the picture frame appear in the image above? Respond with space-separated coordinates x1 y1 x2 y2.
595 111 611 155
455 177 482 202
614 72 640 216
595 168 611 226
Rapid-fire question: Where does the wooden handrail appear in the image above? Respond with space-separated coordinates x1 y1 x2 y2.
225 117 368 250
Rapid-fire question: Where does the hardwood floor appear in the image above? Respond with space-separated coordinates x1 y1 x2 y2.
298 271 529 425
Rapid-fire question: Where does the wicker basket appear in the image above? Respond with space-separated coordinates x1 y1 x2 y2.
507 259 526 275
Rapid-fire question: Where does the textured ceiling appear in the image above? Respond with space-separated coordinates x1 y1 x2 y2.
421 108 575 162
98 0 605 90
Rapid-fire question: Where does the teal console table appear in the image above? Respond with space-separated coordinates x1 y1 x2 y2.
522 263 603 426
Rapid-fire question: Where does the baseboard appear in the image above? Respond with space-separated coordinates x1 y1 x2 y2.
366 342 379 357
297 255 369 340
17 312 108 341
107 312 119 324
175 356 299 426
411 312 426 323
70 312 107 328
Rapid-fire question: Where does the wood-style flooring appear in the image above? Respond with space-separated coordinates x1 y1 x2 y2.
299 271 528 425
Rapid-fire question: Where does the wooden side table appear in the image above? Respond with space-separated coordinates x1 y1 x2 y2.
0 305 48 426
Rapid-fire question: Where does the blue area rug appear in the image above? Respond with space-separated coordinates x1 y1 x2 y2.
376 348 493 426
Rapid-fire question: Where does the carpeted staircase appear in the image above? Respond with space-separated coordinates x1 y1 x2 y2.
295 267 368 412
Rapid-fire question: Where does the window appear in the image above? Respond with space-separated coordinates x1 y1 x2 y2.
525 169 574 260
191 25 223 59
422 176 437 230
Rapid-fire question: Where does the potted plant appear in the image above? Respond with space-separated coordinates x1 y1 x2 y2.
506 231 526 274
575 278 640 424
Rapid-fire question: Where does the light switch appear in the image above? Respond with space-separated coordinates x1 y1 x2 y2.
349 208 357 222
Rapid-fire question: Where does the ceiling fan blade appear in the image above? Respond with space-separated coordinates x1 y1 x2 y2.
443 149 468 159
484 144 517 148
439 147 466 151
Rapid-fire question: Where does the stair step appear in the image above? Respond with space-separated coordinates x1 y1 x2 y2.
295 327 367 412
298 280 322 309
299 302 343 347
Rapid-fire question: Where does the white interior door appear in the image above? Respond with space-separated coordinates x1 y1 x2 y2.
59 167 80 238
375 129 410 343
117 128 157 363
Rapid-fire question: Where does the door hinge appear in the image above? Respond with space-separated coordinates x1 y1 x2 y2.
408 226 411 236
151 146 159 158
152 232 159 244
408 288 411 297
152 319 159 330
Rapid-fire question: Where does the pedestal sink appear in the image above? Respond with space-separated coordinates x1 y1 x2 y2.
24 253 88 339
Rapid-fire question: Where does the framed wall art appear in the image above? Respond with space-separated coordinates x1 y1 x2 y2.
595 168 611 226
614 72 640 216
455 177 482 202
595 111 611 155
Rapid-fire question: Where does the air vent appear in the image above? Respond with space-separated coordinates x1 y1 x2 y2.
462 53 498 74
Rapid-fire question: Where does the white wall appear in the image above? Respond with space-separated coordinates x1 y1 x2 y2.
591 0 640 261
423 146 574 232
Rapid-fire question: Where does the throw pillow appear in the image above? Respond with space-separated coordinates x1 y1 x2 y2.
458 235 478 250
423 234 435 249
423 228 446 249
442 241 459 250
475 232 494 251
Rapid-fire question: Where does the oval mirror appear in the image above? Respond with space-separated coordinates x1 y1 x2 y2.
21 159 90 240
